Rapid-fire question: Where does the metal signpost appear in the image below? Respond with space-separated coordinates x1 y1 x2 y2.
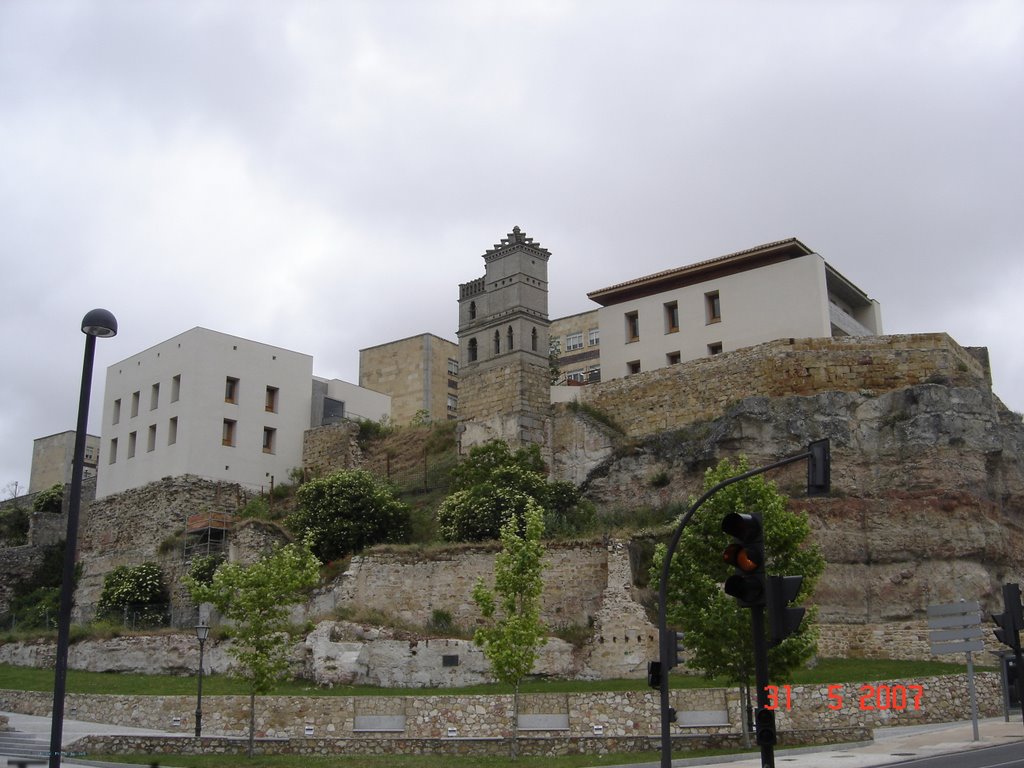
927 600 983 741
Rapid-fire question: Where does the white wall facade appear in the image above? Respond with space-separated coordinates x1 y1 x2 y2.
597 253 877 380
97 328 314 498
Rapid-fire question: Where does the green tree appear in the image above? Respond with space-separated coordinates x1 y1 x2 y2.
187 542 320 756
288 469 410 562
651 457 824 688
472 498 547 758
439 441 595 541
97 562 169 627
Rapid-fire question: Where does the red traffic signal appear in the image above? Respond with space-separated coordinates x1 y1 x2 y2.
722 512 766 608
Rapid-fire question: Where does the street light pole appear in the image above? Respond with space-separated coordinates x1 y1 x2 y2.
49 309 117 768
195 621 209 739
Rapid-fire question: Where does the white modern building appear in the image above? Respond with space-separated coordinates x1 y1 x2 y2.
96 327 390 499
585 238 881 381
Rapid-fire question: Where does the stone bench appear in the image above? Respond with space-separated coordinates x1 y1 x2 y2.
352 715 406 732
517 713 570 731
675 710 731 728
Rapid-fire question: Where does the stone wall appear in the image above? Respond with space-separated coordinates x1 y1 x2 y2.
0 545 46 617
566 334 987 439
74 475 254 622
302 423 362 478
0 673 999 745
458 357 552 451
325 542 607 631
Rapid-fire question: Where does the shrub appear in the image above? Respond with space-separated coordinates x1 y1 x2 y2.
32 484 64 514
187 554 225 586
97 562 169 626
288 469 411 562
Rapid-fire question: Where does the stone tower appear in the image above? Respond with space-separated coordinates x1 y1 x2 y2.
456 226 552 452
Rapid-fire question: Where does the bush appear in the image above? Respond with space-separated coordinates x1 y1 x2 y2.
187 554 225 586
288 469 411 562
32 484 64 514
97 562 169 627
0 505 29 545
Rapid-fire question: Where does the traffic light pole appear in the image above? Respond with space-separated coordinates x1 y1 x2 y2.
656 441 829 768
750 606 775 768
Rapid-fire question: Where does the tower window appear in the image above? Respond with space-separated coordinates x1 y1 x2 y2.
468 338 478 362
469 301 477 320
507 326 514 351
532 327 538 352
494 330 501 355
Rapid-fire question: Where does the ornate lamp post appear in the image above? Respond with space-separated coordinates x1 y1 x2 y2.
195 621 210 739
49 309 117 768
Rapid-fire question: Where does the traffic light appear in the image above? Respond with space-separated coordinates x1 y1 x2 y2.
768 575 806 646
994 583 1023 651
667 630 685 669
647 660 662 689
755 707 777 746
807 439 831 497
722 512 766 607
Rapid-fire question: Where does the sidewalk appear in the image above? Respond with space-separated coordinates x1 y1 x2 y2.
615 716 1024 768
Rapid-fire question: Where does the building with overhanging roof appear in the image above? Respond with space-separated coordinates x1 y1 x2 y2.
584 238 881 382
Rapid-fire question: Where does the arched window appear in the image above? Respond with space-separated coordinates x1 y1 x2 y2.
531 327 538 352
469 301 476 320
507 326 514 351
468 338 478 362
494 329 501 355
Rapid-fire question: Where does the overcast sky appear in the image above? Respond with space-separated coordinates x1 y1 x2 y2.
2 0 1021 492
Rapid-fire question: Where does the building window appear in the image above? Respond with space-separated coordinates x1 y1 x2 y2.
127 431 137 459
587 365 601 383
531 328 538 352
265 386 279 413
566 370 586 384
667 351 681 365
263 427 276 454
627 360 641 375
171 374 181 403
625 311 639 343
447 394 458 413
147 424 157 452
468 338 478 362
150 383 160 411
565 332 584 351
706 291 721 324
507 326 514 351
708 342 723 356
225 377 239 404
222 419 236 447
130 391 140 418
494 330 501 355
168 417 177 446
112 398 121 425
588 328 600 346
469 301 476 320
108 438 118 464
447 358 459 376
665 301 679 334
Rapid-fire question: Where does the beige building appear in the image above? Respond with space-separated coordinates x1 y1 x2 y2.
586 238 881 382
550 310 601 385
29 430 100 493
359 333 459 426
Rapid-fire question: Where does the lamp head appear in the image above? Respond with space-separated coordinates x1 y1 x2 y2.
81 308 117 338
195 622 210 642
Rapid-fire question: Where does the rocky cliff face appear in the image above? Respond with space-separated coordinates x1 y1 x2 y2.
573 381 1023 639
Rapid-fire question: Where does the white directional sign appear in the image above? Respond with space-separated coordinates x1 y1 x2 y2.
928 601 984 654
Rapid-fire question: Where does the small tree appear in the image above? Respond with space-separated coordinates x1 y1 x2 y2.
187 542 320 756
472 497 547 758
651 457 824 707
288 469 410 562
32 483 64 514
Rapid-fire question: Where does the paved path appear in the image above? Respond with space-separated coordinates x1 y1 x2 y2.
613 717 1024 767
